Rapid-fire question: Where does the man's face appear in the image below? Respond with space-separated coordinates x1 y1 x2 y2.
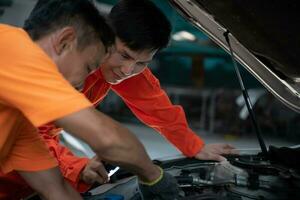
49 27 107 90
56 43 106 90
101 38 157 84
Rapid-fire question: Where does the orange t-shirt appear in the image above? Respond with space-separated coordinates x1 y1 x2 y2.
0 24 92 173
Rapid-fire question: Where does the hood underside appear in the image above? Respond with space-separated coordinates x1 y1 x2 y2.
170 0 300 112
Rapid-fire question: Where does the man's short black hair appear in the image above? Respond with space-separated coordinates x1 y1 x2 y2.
109 0 172 52
24 0 115 51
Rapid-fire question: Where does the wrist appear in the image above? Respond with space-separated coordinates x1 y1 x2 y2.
139 166 164 186
139 165 162 184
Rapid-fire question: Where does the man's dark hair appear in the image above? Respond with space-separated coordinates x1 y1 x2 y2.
23 0 115 51
109 0 172 52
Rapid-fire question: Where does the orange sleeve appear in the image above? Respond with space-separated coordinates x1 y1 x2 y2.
0 25 92 127
0 118 58 173
41 133 91 193
112 68 204 157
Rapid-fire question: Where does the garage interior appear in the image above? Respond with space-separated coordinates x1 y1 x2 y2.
1 0 299 160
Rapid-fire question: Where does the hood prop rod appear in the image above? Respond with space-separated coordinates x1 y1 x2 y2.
223 31 268 158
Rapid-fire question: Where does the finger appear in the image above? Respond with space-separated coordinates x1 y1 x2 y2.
95 165 109 183
230 149 240 155
87 171 105 184
90 161 109 182
211 154 227 162
82 172 96 184
90 160 103 169
195 151 226 162
91 160 107 172
212 146 228 155
221 146 239 155
221 144 235 149
220 148 236 155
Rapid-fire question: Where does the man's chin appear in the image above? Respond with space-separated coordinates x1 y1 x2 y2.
107 79 123 85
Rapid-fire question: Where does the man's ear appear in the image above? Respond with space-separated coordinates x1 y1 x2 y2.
53 27 77 55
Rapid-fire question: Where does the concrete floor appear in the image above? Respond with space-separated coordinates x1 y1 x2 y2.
125 123 298 159
61 122 298 161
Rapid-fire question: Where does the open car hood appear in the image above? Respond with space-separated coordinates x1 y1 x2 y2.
169 0 300 113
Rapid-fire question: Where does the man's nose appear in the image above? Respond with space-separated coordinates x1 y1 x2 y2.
120 62 135 75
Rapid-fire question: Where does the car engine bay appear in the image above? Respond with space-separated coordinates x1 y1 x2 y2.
160 155 300 200
82 151 300 200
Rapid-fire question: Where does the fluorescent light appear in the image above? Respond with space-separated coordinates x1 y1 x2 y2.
172 31 196 41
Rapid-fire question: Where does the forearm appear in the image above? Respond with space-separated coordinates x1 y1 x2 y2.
55 107 159 182
18 167 82 200
94 116 157 181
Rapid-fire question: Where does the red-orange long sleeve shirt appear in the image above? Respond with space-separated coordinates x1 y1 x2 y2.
82 67 205 157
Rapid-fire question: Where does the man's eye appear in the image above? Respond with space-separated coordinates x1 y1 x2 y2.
137 62 147 67
121 54 130 59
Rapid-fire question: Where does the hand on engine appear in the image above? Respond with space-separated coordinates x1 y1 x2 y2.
195 143 238 162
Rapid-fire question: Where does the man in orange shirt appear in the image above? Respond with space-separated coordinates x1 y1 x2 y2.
0 0 180 199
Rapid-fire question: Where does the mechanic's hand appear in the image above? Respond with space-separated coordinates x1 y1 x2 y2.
139 166 179 200
80 156 109 185
195 143 238 162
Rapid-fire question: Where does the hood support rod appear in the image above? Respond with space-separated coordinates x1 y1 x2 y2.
223 31 268 158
